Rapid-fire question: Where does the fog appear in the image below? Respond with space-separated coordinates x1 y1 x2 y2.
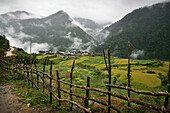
130 50 144 59
5 33 50 53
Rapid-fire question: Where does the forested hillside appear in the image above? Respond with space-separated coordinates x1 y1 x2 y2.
95 2 170 59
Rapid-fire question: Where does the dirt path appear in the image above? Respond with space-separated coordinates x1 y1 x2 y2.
0 83 36 113
6 47 16 57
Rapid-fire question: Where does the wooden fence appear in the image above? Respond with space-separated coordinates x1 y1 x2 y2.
0 48 169 113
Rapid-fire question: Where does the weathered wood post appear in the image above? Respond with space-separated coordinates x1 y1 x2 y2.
27 69 30 86
103 46 112 113
85 77 90 113
56 70 61 105
21 57 24 79
25 56 28 82
34 60 39 87
50 61 53 104
70 60 75 111
31 61 33 88
19 55 22 78
163 61 170 113
29 46 33 88
108 46 111 113
43 57 47 92
23 56 26 80
127 41 131 113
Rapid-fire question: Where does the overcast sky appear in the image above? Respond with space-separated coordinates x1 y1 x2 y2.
0 0 169 23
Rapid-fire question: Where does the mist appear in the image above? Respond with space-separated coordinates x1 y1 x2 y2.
130 50 144 59
5 34 50 54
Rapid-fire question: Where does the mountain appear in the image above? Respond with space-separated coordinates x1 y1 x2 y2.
73 17 110 37
0 11 42 23
0 10 95 53
94 2 170 59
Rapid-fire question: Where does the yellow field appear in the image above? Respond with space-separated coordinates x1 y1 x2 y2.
113 58 136 65
103 68 127 76
37 54 54 59
49 57 60 61
60 59 74 65
131 65 147 70
50 55 169 88
131 71 161 87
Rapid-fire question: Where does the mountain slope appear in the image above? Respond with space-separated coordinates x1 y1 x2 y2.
0 10 94 53
95 2 170 59
73 17 107 36
74 17 111 40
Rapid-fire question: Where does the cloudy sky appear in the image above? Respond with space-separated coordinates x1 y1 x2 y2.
0 0 169 23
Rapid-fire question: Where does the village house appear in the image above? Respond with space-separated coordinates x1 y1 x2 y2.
39 50 52 55
55 50 92 58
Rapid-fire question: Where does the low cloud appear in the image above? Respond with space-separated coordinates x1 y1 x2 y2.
130 50 144 59
5 34 50 53
0 0 167 24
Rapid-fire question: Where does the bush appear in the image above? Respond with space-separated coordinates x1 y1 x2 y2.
146 70 155 73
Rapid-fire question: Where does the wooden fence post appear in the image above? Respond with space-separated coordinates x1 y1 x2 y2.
31 63 33 88
127 41 131 113
21 57 24 79
103 46 112 113
70 60 75 111
56 70 61 105
43 57 47 92
29 55 33 88
103 47 112 113
34 60 39 87
108 46 111 113
50 61 53 104
85 77 90 113
23 57 26 80
19 55 22 78
25 57 28 82
163 61 170 113
27 69 30 86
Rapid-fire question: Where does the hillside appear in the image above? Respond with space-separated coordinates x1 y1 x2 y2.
74 17 110 37
95 2 170 59
0 10 95 53
0 35 9 55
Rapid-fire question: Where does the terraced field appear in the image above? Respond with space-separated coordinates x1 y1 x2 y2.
37 54 169 91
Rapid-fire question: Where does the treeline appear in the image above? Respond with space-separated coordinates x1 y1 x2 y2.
94 2 170 60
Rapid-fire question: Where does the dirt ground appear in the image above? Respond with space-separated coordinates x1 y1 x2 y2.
0 82 37 113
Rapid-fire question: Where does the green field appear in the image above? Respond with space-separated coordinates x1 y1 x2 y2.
36 55 168 90
33 54 170 112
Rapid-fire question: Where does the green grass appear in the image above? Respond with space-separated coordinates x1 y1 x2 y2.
1 54 169 113
43 55 169 90
132 59 156 64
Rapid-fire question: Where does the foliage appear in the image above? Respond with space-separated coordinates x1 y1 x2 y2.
0 35 9 54
95 2 170 60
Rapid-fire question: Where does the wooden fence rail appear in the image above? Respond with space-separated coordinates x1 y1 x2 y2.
0 46 169 113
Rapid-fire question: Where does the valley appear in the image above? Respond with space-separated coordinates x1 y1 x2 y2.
0 1 170 112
